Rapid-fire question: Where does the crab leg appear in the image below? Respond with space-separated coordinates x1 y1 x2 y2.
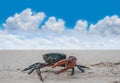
76 65 85 72
36 69 44 81
75 64 89 73
71 68 75 76
76 65 89 69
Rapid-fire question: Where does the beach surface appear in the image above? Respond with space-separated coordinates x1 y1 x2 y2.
0 50 120 83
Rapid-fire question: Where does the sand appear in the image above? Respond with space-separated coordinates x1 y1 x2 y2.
0 50 120 83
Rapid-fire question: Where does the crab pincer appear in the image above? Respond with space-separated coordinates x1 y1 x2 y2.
22 63 49 81
52 56 77 75
52 56 89 75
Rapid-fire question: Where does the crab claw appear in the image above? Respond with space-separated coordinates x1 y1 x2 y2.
22 63 41 74
52 56 77 74
52 59 67 68
22 62 49 81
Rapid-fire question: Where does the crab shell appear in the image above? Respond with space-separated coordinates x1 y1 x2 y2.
43 53 66 64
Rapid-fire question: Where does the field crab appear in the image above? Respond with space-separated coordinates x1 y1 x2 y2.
22 53 89 81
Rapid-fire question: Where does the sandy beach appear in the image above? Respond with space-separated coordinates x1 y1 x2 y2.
0 50 120 83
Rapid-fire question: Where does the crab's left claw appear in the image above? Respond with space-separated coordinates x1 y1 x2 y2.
52 56 77 74
52 59 67 68
52 59 68 74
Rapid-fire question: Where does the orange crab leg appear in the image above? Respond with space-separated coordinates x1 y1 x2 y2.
52 59 68 68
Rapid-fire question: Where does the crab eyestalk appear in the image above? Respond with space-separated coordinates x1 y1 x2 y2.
22 62 50 81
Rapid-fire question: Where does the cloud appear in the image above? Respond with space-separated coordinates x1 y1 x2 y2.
90 15 120 36
3 8 45 33
0 8 120 49
42 17 65 32
74 20 88 32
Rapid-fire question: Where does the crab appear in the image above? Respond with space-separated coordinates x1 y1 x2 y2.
22 53 89 81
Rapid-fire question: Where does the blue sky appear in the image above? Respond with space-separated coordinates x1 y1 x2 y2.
0 0 120 49
0 0 120 28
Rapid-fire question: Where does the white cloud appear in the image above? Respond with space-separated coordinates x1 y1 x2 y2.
3 8 45 32
42 17 65 32
74 20 88 32
0 8 120 49
90 15 120 36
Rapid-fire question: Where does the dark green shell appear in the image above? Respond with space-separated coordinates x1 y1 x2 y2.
43 53 66 64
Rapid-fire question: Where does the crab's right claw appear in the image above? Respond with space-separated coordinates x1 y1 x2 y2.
22 63 41 74
22 63 49 82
